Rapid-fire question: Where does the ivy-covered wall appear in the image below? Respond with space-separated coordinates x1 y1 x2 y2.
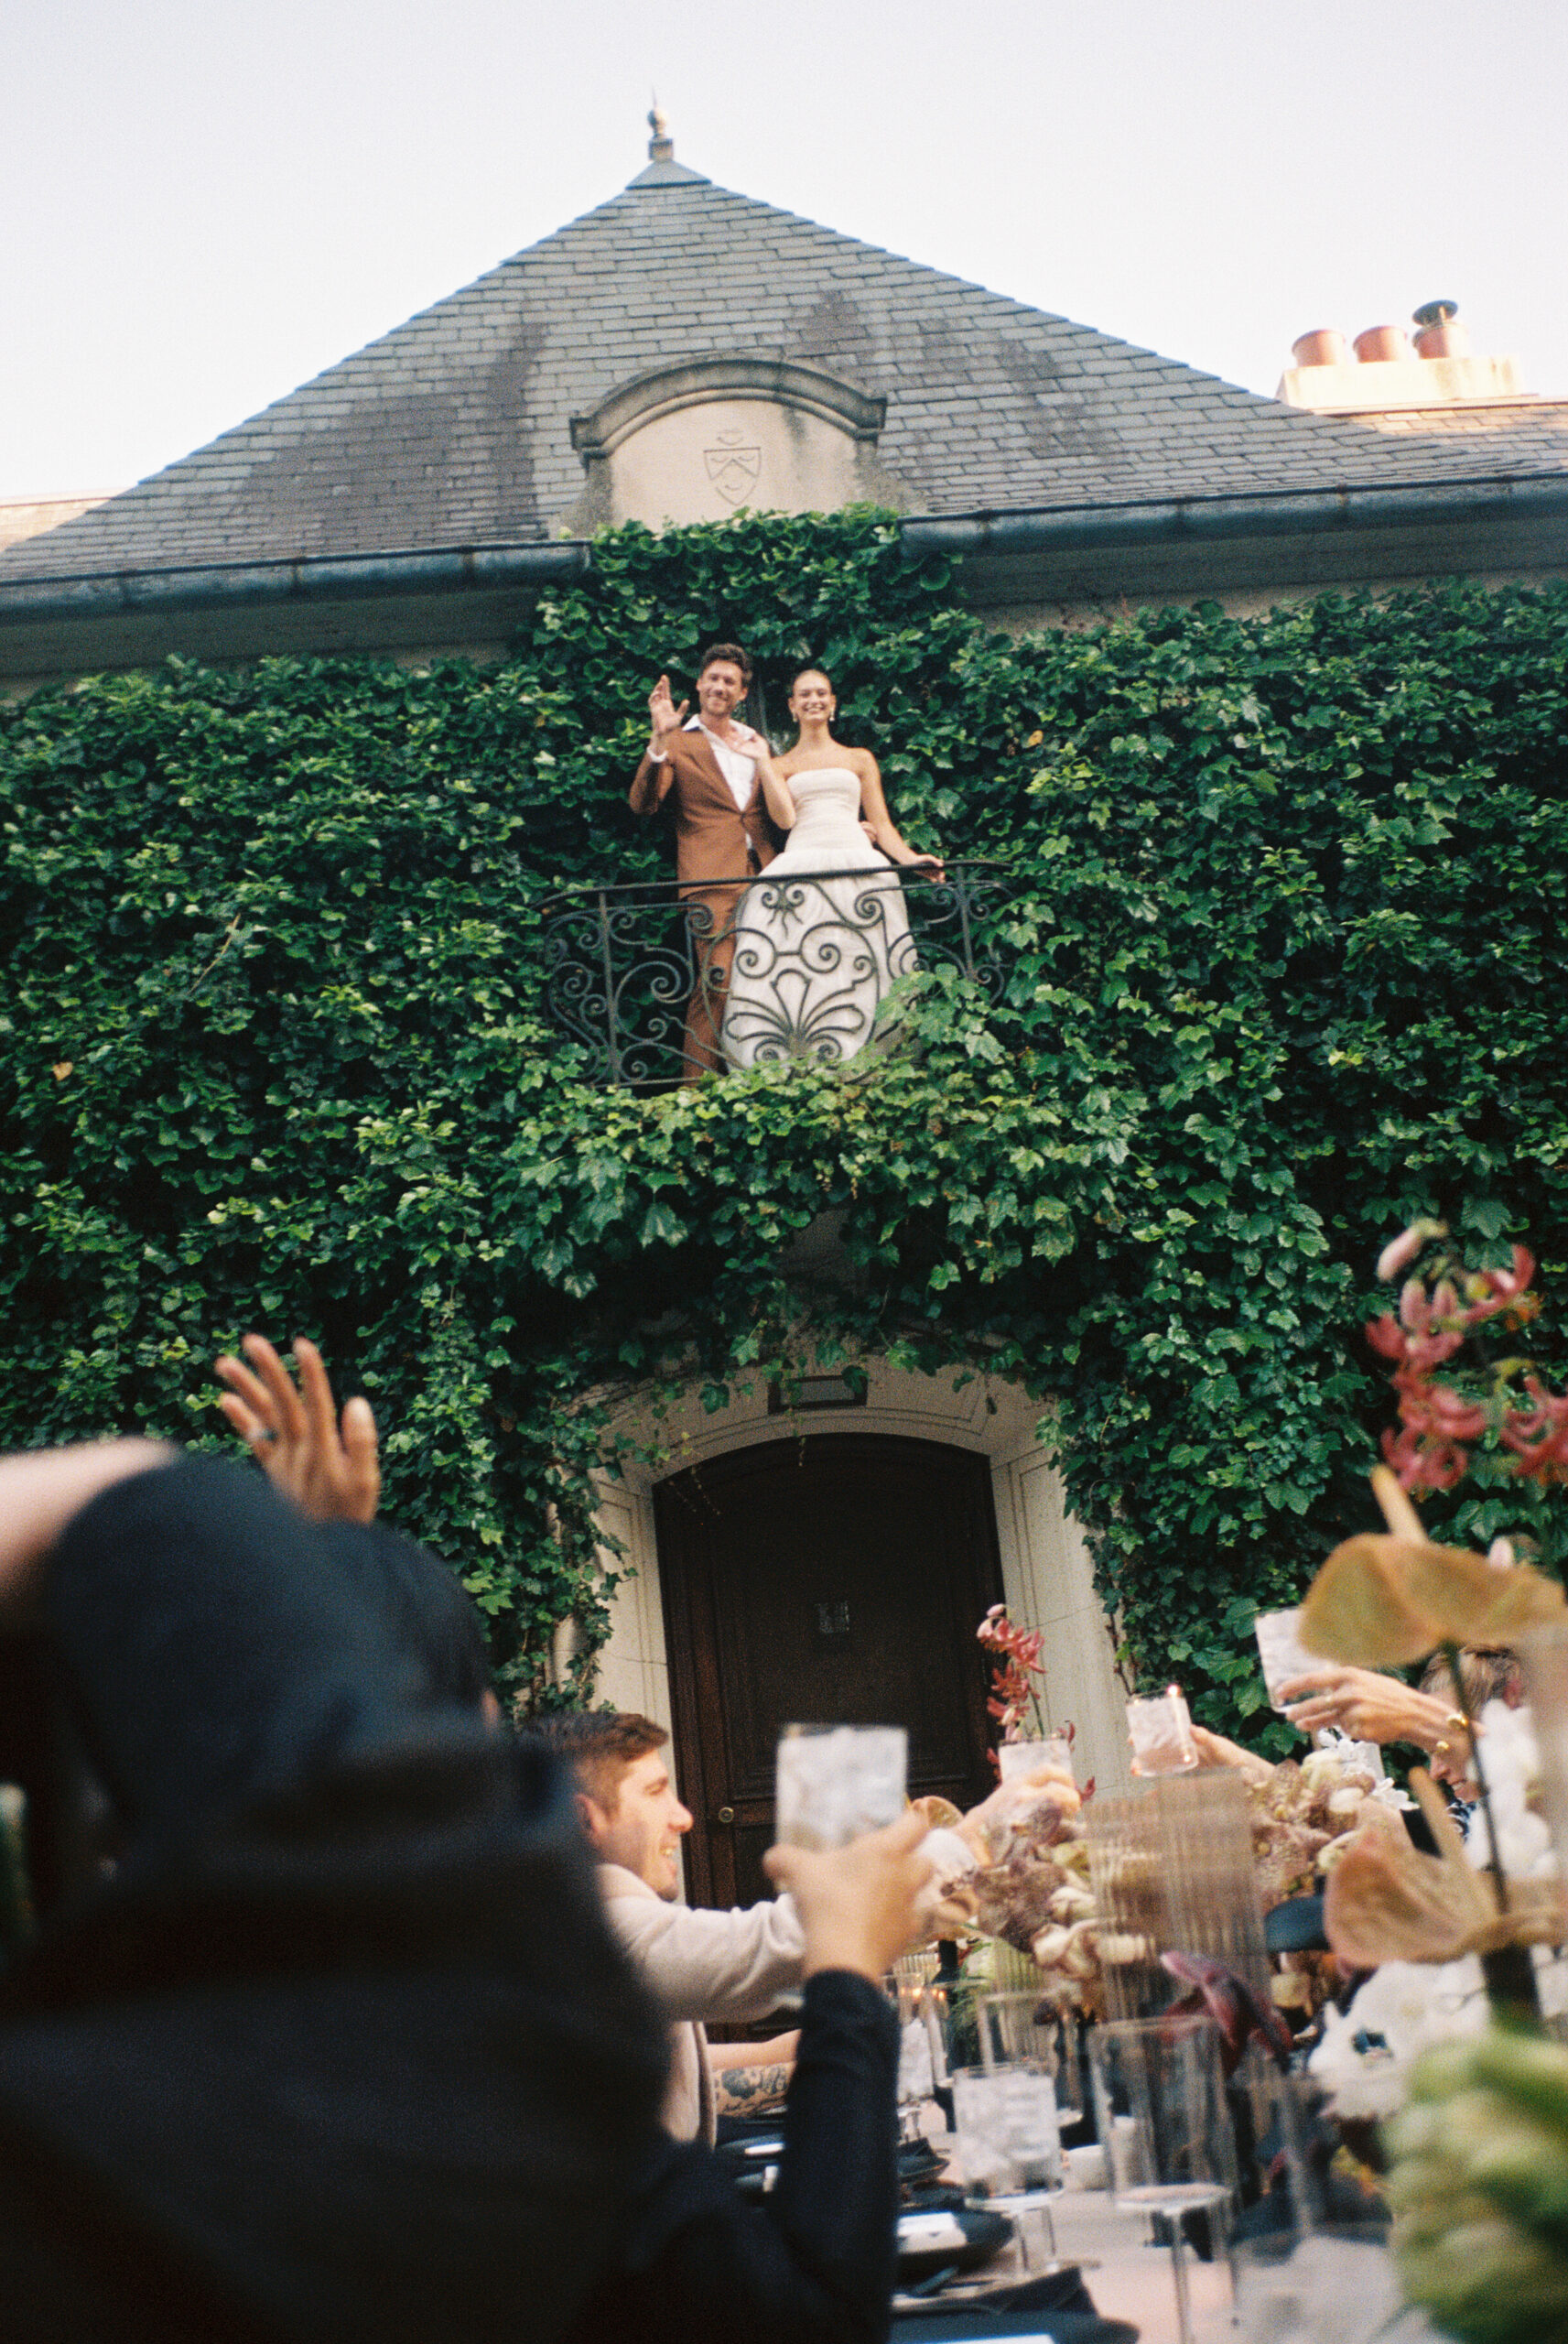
3 512 1566 1740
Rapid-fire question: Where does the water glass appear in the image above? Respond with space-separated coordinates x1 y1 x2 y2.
977 1991 1082 2122
1125 1686 1199 1774
1233 2226 1410 2344
1254 1607 1321 1710
774 1722 907 1849
1088 2014 1238 2344
888 1977 953 2132
950 2060 1063 2267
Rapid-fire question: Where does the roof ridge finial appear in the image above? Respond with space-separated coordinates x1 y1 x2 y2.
647 95 674 164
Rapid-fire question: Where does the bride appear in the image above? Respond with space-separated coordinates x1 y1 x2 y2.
721 667 944 1070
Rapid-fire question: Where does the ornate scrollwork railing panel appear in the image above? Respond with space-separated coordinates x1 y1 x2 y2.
536 862 1014 1089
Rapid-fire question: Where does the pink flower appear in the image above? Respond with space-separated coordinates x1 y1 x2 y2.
1459 1246 1538 1329
1499 1377 1568 1484
1378 1224 1432 1283
1368 1313 1407 1360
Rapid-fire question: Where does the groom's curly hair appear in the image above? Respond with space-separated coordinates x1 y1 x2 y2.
697 641 752 685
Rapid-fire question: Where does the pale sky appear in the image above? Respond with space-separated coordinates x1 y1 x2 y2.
5 0 1564 499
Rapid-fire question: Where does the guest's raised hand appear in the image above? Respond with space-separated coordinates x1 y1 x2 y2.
648 674 688 747
214 1334 380 1524
1279 1663 1452 1751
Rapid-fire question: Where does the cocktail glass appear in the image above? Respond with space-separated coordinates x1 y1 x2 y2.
1253 1608 1320 1712
1125 1687 1199 1775
773 1723 907 1850
997 1735 1075 1784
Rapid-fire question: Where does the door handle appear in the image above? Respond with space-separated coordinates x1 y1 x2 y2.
716 1806 736 1826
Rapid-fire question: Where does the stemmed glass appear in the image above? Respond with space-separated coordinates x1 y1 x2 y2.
888 1975 949 2142
1088 2013 1238 2344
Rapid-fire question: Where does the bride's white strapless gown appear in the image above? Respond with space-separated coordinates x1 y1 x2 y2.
721 767 918 1069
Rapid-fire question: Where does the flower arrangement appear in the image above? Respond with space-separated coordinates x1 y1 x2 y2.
1300 1224 1568 2001
1293 1222 1568 2341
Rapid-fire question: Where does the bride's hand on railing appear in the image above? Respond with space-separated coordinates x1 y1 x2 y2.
903 851 946 883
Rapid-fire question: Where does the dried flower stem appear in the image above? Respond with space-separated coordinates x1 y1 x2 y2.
1442 1637 1543 2024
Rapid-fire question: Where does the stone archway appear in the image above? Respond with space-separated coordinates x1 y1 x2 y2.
589 1358 1132 1894
656 1429 1004 1907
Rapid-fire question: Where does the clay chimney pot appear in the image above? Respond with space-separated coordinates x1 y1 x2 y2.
1354 325 1410 364
1414 320 1471 360
1292 328 1346 369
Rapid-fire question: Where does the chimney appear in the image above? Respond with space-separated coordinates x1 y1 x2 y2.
1277 298 1526 411
1412 299 1471 360
1353 325 1410 364
1291 329 1346 369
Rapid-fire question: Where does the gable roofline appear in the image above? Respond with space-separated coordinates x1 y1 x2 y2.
3 152 1566 624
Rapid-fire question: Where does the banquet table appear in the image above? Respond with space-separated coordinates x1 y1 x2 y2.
896 2181 1445 2343
893 2159 1232 2342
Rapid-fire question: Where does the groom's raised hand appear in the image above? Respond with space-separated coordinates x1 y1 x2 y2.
648 674 689 753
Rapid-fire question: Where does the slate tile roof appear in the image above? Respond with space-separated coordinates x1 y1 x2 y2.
5 159 1567 583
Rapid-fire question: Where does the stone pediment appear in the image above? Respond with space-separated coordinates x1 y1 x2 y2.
567 356 907 530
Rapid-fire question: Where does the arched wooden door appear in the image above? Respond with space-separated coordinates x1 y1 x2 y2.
655 1434 1004 1911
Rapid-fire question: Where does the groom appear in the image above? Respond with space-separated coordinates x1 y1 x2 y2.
628 642 776 1080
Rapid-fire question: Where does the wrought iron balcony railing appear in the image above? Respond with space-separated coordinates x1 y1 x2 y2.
538 861 1011 1089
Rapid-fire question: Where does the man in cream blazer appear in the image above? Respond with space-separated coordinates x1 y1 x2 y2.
535 1710 803 2143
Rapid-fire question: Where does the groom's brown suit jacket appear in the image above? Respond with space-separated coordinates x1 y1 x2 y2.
628 725 779 1077
628 727 778 896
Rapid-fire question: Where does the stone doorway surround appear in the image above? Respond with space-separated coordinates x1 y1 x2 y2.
587 1359 1134 1853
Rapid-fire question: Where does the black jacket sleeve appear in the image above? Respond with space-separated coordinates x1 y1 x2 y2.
570 1968 900 2344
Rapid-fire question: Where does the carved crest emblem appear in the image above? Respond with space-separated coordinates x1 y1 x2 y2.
704 427 761 507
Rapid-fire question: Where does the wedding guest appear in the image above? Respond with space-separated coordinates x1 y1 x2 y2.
207 1334 934 2342
534 1709 804 2142
0 1416 935 2344
0 1441 665 2343
1279 1648 1522 1793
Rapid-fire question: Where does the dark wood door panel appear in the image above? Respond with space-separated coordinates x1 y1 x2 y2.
656 1434 1003 1910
